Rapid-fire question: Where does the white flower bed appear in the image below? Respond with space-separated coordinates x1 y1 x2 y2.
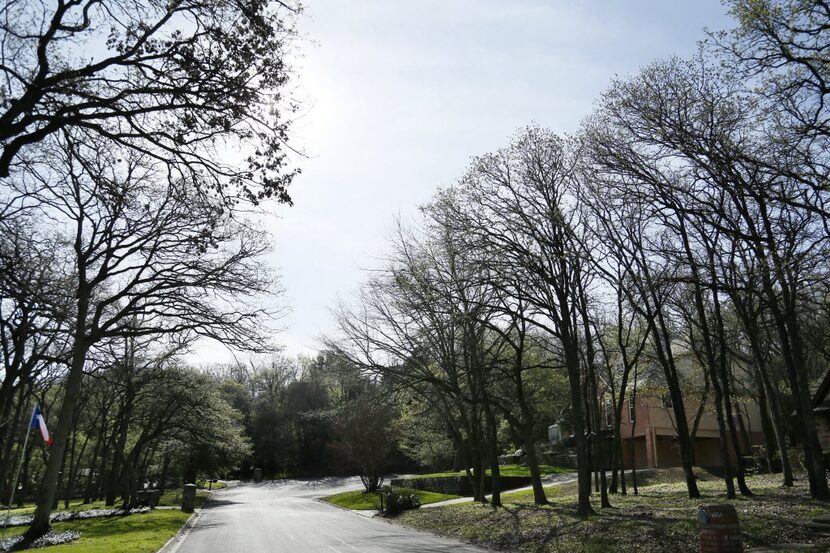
0 530 81 551
0 506 150 529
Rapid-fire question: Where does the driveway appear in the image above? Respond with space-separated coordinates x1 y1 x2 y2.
170 477 494 552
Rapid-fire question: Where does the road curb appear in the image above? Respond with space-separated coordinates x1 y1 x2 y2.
314 496 380 518
156 491 214 553
315 495 495 550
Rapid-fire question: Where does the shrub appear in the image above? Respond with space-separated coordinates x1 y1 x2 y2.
379 486 420 516
742 454 760 476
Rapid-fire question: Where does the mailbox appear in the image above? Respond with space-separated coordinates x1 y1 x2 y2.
698 504 742 552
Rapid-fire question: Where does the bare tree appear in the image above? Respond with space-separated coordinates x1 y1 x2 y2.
0 0 300 202
442 127 595 514
716 1 830 139
327 220 499 504
0 215 69 500
425 192 558 506
14 134 279 538
579 126 703 499
584 55 829 498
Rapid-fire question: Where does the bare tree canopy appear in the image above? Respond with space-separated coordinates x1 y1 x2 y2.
0 0 301 203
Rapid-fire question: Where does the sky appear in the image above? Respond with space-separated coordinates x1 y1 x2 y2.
189 0 735 366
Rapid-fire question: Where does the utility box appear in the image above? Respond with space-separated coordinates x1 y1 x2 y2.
698 504 742 552
181 483 197 513
253 468 263 483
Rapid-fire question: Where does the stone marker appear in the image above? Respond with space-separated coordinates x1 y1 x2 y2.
698 504 742 552
253 468 263 483
181 483 197 513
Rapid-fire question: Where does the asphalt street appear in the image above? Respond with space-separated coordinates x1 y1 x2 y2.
171 477 493 553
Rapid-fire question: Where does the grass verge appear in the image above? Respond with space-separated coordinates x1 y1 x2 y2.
414 464 571 479
196 480 227 491
397 473 830 552
322 487 461 510
0 509 190 553
158 489 211 509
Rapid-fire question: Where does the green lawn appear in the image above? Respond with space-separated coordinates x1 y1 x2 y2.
196 480 227 490
497 476 588 503
414 464 571 479
158 489 211 509
322 487 461 510
1 509 190 553
3 486 216 517
0 499 109 517
397 473 830 552
2 482 225 517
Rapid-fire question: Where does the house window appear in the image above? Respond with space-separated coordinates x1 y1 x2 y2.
604 400 612 428
548 424 562 445
628 397 636 422
661 392 673 409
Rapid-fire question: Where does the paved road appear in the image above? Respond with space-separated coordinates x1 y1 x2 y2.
172 477 493 553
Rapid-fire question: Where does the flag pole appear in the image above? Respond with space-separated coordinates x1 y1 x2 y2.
2 404 36 538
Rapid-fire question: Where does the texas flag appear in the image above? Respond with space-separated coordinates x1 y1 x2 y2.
31 406 53 446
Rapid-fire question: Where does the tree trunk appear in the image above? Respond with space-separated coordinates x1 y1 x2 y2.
756 380 777 472
484 402 501 507
617 435 627 495
159 454 171 494
0 386 26 501
512 351 547 505
609 435 619 494
26 338 89 539
523 435 547 505
750 206 828 498
18 440 35 507
651 311 700 498
731 292 794 487
563 331 593 515
751 337 794 487
591 398 610 508
96 442 111 501
630 365 639 496
53 436 70 510
628 241 700 498
64 428 78 509
708 275 753 497
83 408 108 503
676 215 739 497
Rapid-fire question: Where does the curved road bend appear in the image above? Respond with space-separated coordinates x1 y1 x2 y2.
172 477 493 553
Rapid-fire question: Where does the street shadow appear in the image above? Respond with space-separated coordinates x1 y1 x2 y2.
201 498 240 509
185 519 226 533
346 529 486 553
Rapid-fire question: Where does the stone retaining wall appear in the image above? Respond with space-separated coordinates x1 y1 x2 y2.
390 475 533 496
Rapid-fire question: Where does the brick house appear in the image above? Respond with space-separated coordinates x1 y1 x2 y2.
617 393 765 469
812 369 830 451
614 352 765 470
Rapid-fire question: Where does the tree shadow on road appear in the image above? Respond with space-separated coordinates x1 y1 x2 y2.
201 499 240 509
